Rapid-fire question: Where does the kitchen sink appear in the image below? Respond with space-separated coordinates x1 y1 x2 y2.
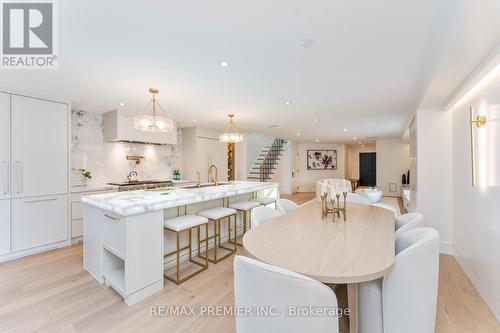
182 182 230 189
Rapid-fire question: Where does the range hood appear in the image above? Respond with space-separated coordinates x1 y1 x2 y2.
103 110 177 145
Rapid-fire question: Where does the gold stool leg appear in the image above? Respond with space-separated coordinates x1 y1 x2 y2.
176 231 180 282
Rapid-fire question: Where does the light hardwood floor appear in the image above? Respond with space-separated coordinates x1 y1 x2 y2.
0 192 498 333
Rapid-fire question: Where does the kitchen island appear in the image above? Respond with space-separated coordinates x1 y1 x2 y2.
82 181 278 305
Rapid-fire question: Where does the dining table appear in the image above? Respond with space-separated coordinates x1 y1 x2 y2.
242 199 395 333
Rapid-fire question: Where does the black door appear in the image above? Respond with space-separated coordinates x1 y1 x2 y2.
359 152 376 187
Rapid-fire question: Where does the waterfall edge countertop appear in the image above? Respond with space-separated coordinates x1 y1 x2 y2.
81 181 279 216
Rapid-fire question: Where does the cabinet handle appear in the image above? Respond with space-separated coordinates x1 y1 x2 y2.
2 161 8 195
25 198 57 203
15 161 22 194
104 214 120 221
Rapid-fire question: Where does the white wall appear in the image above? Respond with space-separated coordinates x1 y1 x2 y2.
234 135 247 180
376 139 409 196
270 141 292 194
449 66 500 321
296 143 346 192
415 108 453 250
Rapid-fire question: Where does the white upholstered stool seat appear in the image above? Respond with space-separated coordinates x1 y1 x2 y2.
163 214 209 285
164 215 208 232
228 201 261 246
197 207 237 220
229 201 260 211
197 207 237 264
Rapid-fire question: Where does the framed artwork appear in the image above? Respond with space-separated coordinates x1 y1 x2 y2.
307 150 337 170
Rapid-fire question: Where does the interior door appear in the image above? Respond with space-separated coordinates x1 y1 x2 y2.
0 93 10 200
11 95 68 198
0 199 10 255
359 152 376 187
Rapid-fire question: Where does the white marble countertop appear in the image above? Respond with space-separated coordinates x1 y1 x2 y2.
71 185 118 193
81 181 278 216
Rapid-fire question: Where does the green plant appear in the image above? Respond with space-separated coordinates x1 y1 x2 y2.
79 168 92 180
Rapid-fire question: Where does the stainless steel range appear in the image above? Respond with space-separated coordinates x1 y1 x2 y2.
108 180 173 192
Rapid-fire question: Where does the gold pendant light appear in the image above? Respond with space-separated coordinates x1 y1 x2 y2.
133 88 174 133
219 114 243 143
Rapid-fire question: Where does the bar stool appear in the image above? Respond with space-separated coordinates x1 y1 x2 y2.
252 196 277 208
228 201 260 245
163 215 209 285
197 207 237 263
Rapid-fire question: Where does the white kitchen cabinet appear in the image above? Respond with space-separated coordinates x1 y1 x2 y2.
182 127 229 183
11 95 68 198
71 189 116 240
0 199 10 255
0 93 10 200
12 194 68 252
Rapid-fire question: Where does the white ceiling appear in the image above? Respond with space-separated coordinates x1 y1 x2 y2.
0 0 475 143
420 0 500 109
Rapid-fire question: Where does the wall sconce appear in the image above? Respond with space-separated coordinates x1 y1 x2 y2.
126 155 145 165
469 107 487 186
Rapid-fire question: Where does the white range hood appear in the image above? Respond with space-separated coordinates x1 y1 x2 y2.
103 110 177 145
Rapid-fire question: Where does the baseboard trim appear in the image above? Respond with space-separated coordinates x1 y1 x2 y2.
0 240 68 263
439 241 456 255
453 247 500 322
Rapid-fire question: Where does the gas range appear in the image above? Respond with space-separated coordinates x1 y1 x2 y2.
107 180 173 192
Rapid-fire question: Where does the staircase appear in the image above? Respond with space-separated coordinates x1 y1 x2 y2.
247 138 286 182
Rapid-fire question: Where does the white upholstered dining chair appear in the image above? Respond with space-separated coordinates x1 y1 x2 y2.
234 255 339 333
358 227 440 333
395 212 424 240
276 199 299 214
250 206 281 228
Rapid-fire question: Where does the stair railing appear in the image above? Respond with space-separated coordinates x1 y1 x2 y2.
259 139 285 182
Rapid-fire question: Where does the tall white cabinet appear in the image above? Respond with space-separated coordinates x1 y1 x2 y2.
0 92 69 259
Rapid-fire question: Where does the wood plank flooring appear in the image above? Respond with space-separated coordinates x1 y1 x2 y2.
0 192 498 333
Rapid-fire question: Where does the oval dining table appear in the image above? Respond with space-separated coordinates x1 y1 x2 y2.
242 200 396 333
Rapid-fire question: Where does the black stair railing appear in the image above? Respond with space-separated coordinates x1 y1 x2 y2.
258 139 286 182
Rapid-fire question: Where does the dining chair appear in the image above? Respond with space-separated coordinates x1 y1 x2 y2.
234 255 339 333
358 227 440 333
395 212 424 240
276 199 299 214
250 206 281 228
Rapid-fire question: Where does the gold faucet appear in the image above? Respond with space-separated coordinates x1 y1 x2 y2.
196 172 201 188
208 165 218 186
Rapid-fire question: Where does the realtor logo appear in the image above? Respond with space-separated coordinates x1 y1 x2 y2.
1 0 57 69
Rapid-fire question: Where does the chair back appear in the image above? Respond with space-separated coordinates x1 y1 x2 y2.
251 207 281 228
276 199 299 214
382 228 440 333
234 256 339 333
395 212 424 240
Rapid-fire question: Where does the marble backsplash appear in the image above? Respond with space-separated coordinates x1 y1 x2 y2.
71 110 183 187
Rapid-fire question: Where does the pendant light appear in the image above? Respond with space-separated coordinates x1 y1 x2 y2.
133 88 174 133
219 114 243 143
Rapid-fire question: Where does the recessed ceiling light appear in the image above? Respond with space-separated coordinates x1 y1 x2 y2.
192 119 196 123
353 136 357 140
343 128 347 132
119 103 126 106
315 139 319 143
285 101 291 105
358 141 362 144
220 61 229 67
296 133 301 136
313 118 318 122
